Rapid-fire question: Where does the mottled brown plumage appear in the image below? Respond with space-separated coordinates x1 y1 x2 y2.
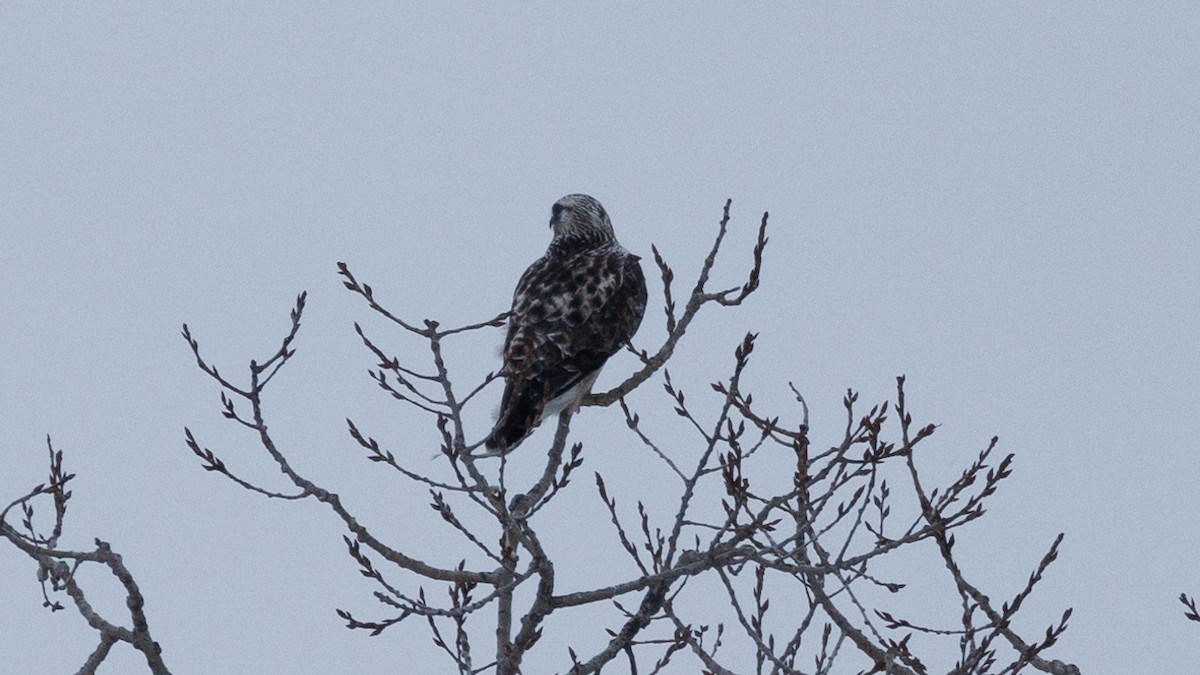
484 195 647 452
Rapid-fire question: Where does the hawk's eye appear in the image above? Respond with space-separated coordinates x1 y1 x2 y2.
551 203 565 219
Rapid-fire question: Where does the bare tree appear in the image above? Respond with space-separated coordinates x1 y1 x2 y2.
178 200 1079 674
5 200 1082 674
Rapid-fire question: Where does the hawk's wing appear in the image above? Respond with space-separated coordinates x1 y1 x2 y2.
484 244 646 451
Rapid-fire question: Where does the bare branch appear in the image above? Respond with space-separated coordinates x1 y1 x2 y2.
2 441 170 674
586 200 770 407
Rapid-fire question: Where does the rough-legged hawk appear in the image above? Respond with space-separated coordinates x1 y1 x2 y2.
484 194 647 452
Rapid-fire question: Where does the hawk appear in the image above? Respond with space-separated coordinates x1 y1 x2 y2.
484 194 648 452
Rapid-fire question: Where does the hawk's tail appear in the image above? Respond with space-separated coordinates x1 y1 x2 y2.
484 379 546 452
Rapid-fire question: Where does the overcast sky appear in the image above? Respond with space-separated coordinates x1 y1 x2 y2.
2 3 1197 673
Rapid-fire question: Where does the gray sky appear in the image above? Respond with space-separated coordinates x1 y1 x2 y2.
2 3 1197 673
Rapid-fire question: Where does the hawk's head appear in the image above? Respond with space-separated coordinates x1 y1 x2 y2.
549 194 615 246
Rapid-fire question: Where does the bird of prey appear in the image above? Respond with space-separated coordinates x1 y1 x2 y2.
484 194 647 453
